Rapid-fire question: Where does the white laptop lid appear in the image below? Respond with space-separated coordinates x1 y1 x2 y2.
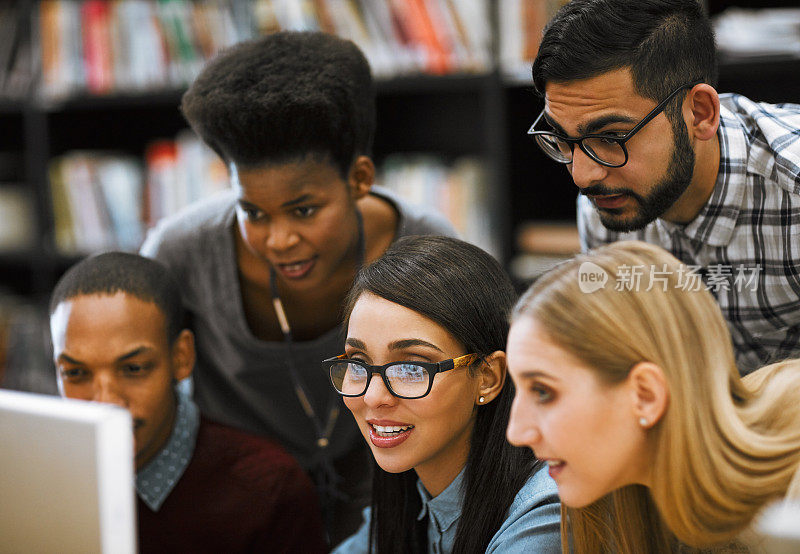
0 389 136 554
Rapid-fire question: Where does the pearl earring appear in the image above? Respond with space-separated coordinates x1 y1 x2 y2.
639 417 648 427
478 396 485 404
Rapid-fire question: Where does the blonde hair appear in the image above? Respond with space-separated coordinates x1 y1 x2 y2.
513 241 800 553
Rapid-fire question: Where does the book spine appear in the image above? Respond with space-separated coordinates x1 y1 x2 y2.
82 0 114 94
408 0 451 74
39 0 62 96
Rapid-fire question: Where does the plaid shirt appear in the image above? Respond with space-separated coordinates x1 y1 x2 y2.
578 94 800 374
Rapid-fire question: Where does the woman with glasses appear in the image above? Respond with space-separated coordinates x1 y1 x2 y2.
328 235 560 554
506 240 800 553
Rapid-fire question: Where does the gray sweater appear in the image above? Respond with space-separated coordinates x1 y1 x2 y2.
140 186 457 469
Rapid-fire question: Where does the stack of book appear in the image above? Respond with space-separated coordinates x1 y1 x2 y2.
37 0 494 99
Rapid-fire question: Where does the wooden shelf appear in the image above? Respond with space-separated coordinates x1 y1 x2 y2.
36 89 186 113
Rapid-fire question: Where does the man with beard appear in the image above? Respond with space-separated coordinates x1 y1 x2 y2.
528 0 800 374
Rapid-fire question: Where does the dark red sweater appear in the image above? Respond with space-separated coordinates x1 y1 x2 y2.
137 417 327 554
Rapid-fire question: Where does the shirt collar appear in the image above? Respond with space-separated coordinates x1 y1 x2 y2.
136 391 199 512
415 467 466 533
657 103 747 247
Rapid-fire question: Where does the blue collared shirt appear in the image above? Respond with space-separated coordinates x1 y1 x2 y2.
332 464 561 553
136 391 200 512
415 468 465 554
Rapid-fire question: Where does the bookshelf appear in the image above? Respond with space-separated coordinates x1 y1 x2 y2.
0 0 532 292
1 0 799 388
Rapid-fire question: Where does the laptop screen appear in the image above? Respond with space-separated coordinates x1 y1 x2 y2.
0 389 136 554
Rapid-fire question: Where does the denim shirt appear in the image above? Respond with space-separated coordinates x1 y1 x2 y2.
331 463 561 553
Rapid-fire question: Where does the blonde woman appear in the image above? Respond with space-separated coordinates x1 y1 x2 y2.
505 240 800 553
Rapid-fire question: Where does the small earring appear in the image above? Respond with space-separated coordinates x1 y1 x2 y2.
638 417 648 427
478 396 485 404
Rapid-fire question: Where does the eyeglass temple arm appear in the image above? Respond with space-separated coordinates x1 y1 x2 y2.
527 109 547 134
449 353 480 370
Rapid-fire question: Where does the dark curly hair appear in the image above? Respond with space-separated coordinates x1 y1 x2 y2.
181 31 375 178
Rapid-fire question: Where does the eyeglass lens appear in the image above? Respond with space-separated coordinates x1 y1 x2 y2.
329 361 431 398
536 134 627 166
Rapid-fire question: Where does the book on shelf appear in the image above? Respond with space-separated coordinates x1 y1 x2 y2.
156 0 204 86
96 156 148 250
713 8 800 60
40 0 86 98
49 151 142 254
32 0 494 99
509 221 580 282
81 0 113 95
516 221 580 256
50 143 503 266
498 0 568 82
378 153 497 258
48 130 227 255
0 185 36 252
143 129 228 227
48 134 496 261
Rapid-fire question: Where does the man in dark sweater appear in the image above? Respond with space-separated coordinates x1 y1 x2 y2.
49 252 326 553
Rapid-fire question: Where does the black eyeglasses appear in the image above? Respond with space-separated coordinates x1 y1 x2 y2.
527 80 702 168
324 353 479 400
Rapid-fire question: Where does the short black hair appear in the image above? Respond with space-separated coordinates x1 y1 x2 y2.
181 31 375 178
533 0 717 124
49 252 185 343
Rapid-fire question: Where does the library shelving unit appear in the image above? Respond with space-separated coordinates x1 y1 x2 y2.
0 0 530 391
1 1 799 390
3 73 516 293
1 0 528 302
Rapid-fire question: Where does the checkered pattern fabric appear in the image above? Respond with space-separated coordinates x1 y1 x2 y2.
578 94 800 373
136 391 199 511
